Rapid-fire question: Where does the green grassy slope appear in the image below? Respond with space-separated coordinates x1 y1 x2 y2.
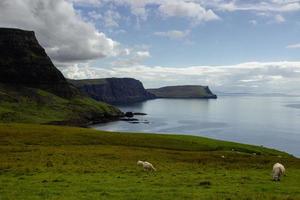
0 84 121 125
1 123 299 199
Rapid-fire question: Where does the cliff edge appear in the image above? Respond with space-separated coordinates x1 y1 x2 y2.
0 28 77 98
0 28 122 125
69 78 155 104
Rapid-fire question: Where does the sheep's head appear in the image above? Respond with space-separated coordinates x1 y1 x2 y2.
137 160 144 166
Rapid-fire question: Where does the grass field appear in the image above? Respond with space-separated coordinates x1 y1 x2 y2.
0 84 121 125
1 123 300 199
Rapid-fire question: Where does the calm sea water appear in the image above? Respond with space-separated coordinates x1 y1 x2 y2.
91 96 300 157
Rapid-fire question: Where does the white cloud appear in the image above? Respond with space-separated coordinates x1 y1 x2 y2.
274 14 285 23
103 10 121 28
154 30 190 40
69 0 101 6
70 0 300 25
207 0 300 13
0 0 120 63
158 1 220 24
88 10 102 20
136 51 151 58
60 61 300 94
286 43 300 49
101 0 220 24
249 20 258 25
111 50 151 67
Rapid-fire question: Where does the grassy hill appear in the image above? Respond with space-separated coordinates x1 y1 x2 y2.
147 85 217 99
0 28 122 126
1 123 299 199
0 84 121 126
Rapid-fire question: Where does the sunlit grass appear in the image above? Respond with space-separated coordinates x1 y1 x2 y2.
0 123 300 199
0 84 121 124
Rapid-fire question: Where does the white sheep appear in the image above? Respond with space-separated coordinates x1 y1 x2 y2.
272 163 285 181
137 160 156 171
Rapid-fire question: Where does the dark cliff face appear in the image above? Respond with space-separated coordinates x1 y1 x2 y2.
0 28 77 98
70 78 156 104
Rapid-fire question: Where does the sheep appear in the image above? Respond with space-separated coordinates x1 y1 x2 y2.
137 160 156 171
272 163 285 181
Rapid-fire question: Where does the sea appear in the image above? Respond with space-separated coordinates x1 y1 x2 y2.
91 95 300 157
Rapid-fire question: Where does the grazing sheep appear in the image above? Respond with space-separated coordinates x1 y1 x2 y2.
272 163 285 181
137 160 156 171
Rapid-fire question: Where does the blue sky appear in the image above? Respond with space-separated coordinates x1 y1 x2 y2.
1 0 300 93
73 0 300 66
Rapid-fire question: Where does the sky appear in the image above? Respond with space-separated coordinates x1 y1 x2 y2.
1 0 300 94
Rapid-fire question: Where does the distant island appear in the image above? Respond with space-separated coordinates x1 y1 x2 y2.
70 79 217 104
147 85 217 99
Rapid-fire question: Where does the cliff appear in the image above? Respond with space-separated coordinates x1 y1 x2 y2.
0 28 78 98
147 85 217 99
0 28 122 125
69 78 156 104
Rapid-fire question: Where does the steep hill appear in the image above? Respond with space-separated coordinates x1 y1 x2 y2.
0 28 78 98
0 28 122 125
69 78 155 104
147 85 217 99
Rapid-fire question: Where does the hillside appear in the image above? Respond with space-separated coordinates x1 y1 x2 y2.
0 83 121 126
147 85 217 99
0 28 78 98
69 78 155 104
1 123 299 199
0 28 122 125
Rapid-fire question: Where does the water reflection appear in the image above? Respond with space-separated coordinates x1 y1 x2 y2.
92 96 300 157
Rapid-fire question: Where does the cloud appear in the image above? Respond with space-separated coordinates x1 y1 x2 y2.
249 20 258 25
286 43 300 49
136 51 151 58
91 0 221 24
60 61 300 94
274 14 285 23
103 10 121 28
209 0 300 13
0 0 120 63
154 30 190 40
158 1 220 23
68 0 101 6
71 0 300 25
111 50 151 67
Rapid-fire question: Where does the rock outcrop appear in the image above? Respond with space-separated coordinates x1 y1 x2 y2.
0 28 77 98
69 78 156 104
147 85 217 99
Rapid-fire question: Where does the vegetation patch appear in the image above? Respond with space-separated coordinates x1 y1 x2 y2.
0 84 121 126
1 123 300 199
